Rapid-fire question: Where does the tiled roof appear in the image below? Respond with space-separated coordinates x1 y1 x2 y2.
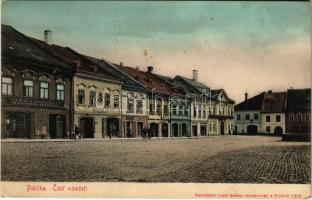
286 88 311 112
261 92 286 113
29 37 121 80
118 66 184 96
84 57 147 93
175 75 210 93
235 92 265 111
2 24 72 71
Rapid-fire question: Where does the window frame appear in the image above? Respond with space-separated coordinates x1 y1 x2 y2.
23 79 34 98
56 84 65 101
1 77 13 96
39 81 49 99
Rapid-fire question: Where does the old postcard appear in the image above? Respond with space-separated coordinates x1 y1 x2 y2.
1 1 310 199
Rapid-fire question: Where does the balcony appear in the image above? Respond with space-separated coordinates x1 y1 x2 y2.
2 96 65 109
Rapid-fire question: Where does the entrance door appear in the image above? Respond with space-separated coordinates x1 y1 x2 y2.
137 122 143 137
4 112 31 138
107 118 119 137
150 123 159 137
49 114 66 139
126 122 132 137
182 124 187 137
200 124 207 136
162 123 168 137
192 125 198 137
80 117 94 138
220 121 225 135
247 125 258 134
172 123 179 137
274 126 283 136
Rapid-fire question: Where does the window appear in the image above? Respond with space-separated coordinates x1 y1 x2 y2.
2 77 13 95
113 95 119 109
237 114 241 120
97 92 103 104
105 93 110 108
193 105 197 117
266 116 270 122
306 115 310 122
23 80 33 97
276 115 281 122
203 109 206 118
136 98 143 114
266 126 271 133
254 113 259 120
149 101 155 115
185 104 189 116
245 114 250 120
78 89 85 104
209 124 212 132
164 102 169 116
297 114 302 121
179 104 184 116
39 82 49 99
172 102 177 115
89 91 96 106
289 114 294 121
156 100 162 115
198 104 202 118
56 84 65 100
127 96 134 113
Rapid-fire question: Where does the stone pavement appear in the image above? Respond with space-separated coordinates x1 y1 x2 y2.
1 136 310 183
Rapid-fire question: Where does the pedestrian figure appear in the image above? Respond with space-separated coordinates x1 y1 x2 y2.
74 124 81 140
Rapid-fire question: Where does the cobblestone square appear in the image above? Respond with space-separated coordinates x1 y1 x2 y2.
1 136 310 183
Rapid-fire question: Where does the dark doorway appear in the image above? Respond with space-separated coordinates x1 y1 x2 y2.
107 118 119 137
247 125 258 134
49 114 66 139
150 123 159 137
220 121 225 135
4 112 31 138
162 123 168 137
172 123 179 137
126 122 133 137
182 123 187 137
80 117 94 138
274 126 283 136
192 125 198 137
200 124 207 136
137 122 143 137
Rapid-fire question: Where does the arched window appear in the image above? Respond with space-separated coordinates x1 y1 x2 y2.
136 95 143 114
77 84 85 105
127 93 134 113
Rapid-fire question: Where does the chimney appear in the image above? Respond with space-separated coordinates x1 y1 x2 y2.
147 66 153 73
44 30 52 45
268 90 272 94
245 93 248 101
120 62 123 67
193 69 198 81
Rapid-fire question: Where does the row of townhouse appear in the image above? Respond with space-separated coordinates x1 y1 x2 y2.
234 89 311 136
1 24 235 139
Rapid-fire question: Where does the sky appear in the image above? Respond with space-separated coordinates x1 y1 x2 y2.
2 1 311 103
